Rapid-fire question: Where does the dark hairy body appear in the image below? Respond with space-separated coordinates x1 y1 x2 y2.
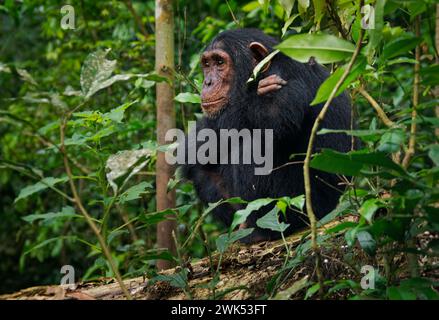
182 29 353 243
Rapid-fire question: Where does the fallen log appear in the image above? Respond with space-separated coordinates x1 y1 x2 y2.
1 220 348 300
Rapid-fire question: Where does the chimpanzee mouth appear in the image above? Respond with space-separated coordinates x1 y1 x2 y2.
201 97 226 108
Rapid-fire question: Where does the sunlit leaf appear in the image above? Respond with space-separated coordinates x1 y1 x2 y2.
231 198 275 230
311 57 366 105
174 92 201 104
256 206 289 232
277 33 355 64
118 181 153 204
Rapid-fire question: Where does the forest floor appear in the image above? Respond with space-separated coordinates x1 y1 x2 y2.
1 219 436 300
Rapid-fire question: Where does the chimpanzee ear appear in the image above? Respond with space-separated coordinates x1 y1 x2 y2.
249 42 271 72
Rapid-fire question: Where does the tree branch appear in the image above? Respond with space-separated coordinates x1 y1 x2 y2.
357 87 396 128
302 24 365 298
402 16 421 169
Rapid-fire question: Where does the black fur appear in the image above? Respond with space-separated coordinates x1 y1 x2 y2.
182 29 353 243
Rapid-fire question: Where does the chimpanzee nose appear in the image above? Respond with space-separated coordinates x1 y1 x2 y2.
204 77 213 87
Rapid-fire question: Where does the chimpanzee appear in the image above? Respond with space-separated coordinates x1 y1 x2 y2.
182 28 353 243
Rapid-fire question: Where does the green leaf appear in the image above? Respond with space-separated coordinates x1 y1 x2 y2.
305 282 320 299
318 128 385 143
174 92 201 104
256 207 290 233
387 286 417 300
298 0 309 13
248 50 280 83
118 181 152 204
281 13 300 37
325 221 357 234
276 33 356 64
377 129 405 153
289 194 305 210
381 36 422 62
311 149 363 176
231 198 275 230
272 276 309 300
139 208 176 225
216 228 254 253
23 236 77 256
312 0 325 27
22 206 81 224
421 65 439 86
104 100 138 123
359 199 382 223
366 0 385 54
356 231 376 255
427 144 439 166
311 149 405 177
311 57 366 105
153 269 188 289
16 68 37 86
278 0 294 18
242 1 261 12
15 176 68 203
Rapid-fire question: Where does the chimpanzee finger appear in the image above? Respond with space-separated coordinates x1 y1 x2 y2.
258 74 287 87
257 84 282 95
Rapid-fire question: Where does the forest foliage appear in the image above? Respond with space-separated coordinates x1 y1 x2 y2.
0 0 438 300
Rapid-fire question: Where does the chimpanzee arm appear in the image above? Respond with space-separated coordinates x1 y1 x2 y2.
246 58 319 141
248 78 308 140
182 163 226 204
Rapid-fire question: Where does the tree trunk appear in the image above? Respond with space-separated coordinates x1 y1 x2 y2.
155 0 176 270
435 4 439 136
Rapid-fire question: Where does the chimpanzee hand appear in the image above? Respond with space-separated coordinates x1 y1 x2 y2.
257 74 287 96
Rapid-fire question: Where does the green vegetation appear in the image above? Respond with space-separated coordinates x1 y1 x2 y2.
0 0 438 300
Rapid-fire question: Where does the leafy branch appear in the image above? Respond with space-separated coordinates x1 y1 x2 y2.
302 23 365 298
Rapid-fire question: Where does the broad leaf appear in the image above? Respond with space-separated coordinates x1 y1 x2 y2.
15 176 68 203
174 92 201 104
118 181 153 204
22 206 81 223
216 228 254 253
256 206 289 233
276 33 355 64
311 57 366 105
231 198 275 230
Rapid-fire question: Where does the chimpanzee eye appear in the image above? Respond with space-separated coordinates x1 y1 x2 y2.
204 61 210 67
217 59 224 65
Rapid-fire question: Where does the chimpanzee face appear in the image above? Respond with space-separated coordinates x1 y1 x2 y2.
200 49 233 117
200 41 271 118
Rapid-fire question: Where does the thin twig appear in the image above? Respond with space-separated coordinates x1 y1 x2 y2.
60 118 132 300
302 22 365 298
124 0 148 38
225 0 240 26
357 87 396 128
403 15 422 278
402 16 421 169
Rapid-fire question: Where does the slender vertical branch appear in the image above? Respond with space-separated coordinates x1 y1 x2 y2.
303 27 364 298
402 15 422 278
402 16 421 169
435 4 439 137
60 120 132 300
